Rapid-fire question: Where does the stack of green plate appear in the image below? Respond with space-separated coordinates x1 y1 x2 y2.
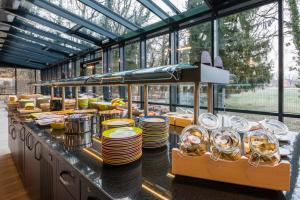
102 118 135 131
102 127 142 165
140 116 169 148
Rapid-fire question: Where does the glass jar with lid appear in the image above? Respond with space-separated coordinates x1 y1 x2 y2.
198 113 220 131
228 116 250 133
179 125 209 156
245 129 280 167
260 119 288 135
210 127 242 161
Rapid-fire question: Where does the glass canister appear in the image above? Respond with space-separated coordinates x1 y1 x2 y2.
210 127 242 161
179 125 209 156
260 119 288 135
245 129 280 167
228 116 250 133
198 113 220 131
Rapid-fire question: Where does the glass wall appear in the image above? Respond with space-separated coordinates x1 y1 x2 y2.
110 47 119 73
146 34 170 67
17 68 35 95
148 85 169 104
125 42 140 70
38 1 300 131
284 1 300 114
217 3 278 114
177 22 211 110
178 22 211 64
0 67 15 95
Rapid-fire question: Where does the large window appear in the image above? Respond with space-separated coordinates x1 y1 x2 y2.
125 42 140 70
284 1 300 114
0 67 15 95
148 85 169 104
178 85 208 107
110 48 119 73
178 22 211 64
17 69 35 95
217 3 278 113
177 22 211 110
146 34 170 67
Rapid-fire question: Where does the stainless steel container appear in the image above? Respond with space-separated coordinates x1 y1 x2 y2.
65 114 93 134
64 131 92 151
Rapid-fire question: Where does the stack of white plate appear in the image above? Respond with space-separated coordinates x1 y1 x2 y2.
102 118 135 131
140 116 169 148
102 127 142 165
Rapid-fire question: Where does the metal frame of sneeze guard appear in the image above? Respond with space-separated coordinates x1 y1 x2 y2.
30 63 230 121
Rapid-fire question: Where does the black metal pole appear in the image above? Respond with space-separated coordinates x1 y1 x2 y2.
140 38 146 109
211 18 216 114
103 48 110 101
119 43 126 99
170 30 178 112
278 0 284 122
34 69 37 94
14 66 17 95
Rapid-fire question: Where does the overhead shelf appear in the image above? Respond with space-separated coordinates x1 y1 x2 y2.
32 64 229 86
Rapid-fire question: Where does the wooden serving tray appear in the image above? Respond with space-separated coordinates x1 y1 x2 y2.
172 148 290 191
17 107 42 114
74 109 98 114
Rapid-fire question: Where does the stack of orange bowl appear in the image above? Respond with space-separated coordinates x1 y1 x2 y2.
102 127 142 165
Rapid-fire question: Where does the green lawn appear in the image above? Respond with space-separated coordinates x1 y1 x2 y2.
225 87 300 113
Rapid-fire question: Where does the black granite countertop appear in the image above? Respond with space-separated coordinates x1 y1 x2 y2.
23 120 300 200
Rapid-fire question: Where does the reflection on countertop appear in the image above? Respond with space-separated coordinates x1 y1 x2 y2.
24 120 300 200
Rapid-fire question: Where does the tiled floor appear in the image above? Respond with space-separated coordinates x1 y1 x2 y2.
0 106 31 200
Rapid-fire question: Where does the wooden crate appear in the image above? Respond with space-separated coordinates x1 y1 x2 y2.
172 148 290 191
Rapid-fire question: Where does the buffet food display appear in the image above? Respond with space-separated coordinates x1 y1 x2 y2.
6 60 292 192
172 113 291 191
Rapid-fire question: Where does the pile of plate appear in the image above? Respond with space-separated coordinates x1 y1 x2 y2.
102 118 135 131
102 127 142 165
140 116 169 148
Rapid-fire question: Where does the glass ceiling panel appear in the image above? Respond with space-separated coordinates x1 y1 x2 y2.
151 0 177 16
16 0 209 50
14 27 81 51
20 1 76 29
79 27 105 40
18 17 96 48
94 0 161 27
169 0 206 12
13 33 46 47
47 0 130 35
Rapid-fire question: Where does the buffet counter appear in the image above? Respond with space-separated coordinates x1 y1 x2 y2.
8 114 299 200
